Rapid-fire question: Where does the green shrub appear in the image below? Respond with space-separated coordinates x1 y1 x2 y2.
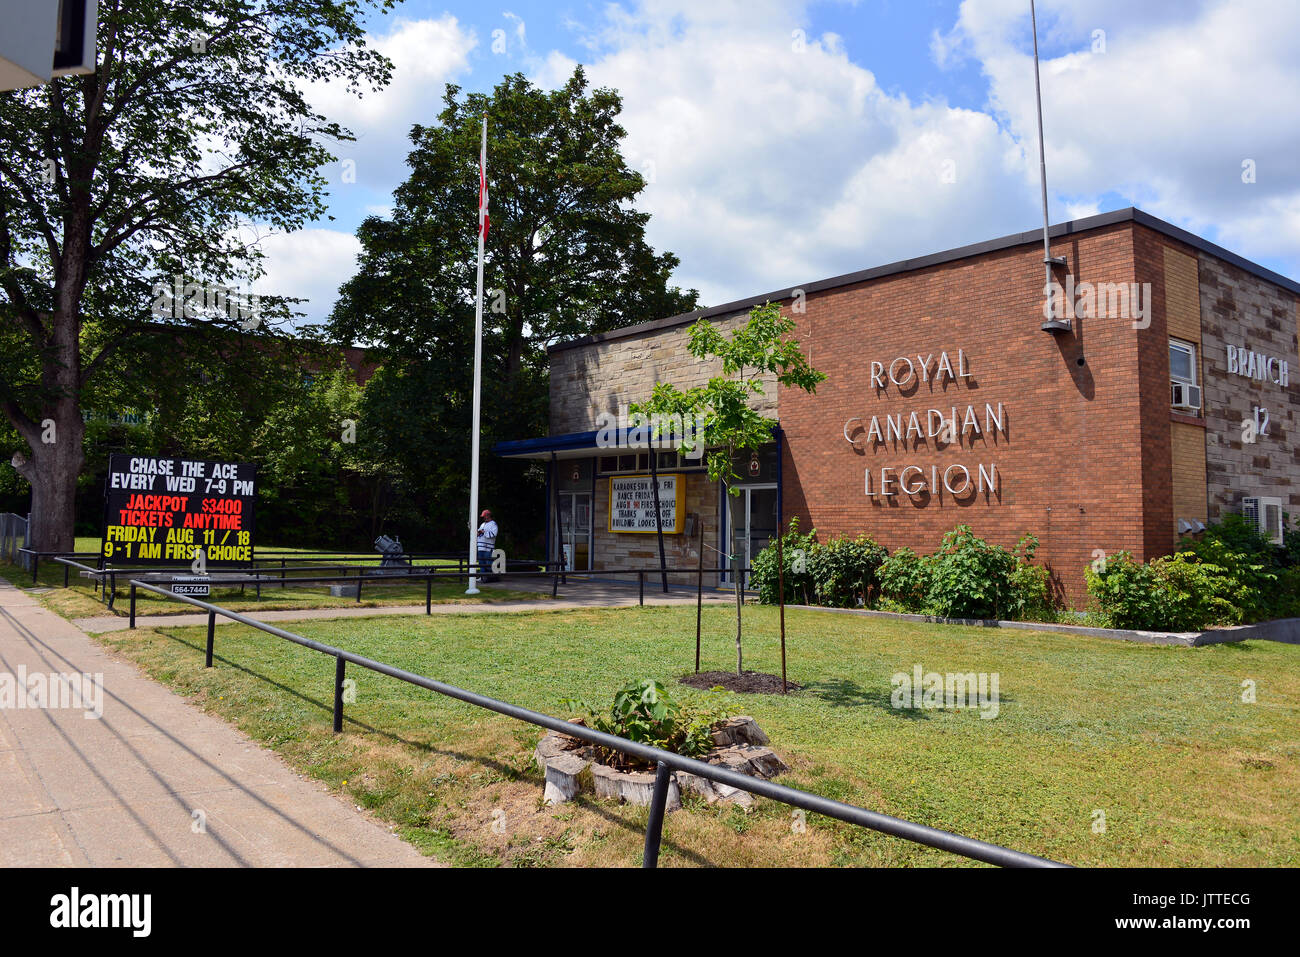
806 534 887 608
878 547 933 613
1086 545 1272 631
925 525 1018 620
561 679 729 771
1086 551 1169 630
750 517 816 605
1178 537 1275 623
1270 567 1300 618
751 521 886 608
1180 513 1277 563
1280 514 1300 568
1152 552 1243 630
1006 533 1055 622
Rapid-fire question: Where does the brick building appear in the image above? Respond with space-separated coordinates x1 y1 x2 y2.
495 208 1299 605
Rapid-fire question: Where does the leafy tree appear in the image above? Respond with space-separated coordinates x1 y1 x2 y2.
0 0 394 550
328 67 698 547
632 302 825 675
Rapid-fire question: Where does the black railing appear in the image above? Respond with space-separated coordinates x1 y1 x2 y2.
126 578 1067 869
40 555 751 617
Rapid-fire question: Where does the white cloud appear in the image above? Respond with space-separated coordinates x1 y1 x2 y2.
944 0 1300 274
561 1 1040 307
305 16 477 200
250 229 362 327
259 17 475 327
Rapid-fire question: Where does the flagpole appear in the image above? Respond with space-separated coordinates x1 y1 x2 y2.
466 115 488 594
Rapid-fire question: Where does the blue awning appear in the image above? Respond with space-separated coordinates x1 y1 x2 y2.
493 431 603 460
494 429 702 460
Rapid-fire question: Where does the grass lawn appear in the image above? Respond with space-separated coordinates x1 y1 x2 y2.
91 603 1300 868
0 559 545 619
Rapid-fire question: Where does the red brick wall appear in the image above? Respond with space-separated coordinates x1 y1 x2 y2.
779 222 1157 607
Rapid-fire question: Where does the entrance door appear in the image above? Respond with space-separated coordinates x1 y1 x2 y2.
557 492 592 571
723 484 778 585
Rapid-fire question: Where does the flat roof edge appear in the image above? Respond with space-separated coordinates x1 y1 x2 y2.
548 207 1300 355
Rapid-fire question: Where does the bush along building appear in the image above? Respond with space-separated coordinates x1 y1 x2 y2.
495 208 1300 607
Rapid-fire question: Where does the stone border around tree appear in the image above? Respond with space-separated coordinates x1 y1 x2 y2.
535 716 788 811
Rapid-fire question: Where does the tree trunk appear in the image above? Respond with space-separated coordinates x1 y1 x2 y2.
12 398 85 554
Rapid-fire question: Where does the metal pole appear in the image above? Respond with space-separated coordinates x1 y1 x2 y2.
642 761 672 869
356 567 362 603
205 610 215 668
64 562 69 587
695 521 704 673
426 574 432 615
333 656 346 733
465 115 489 595
638 570 644 606
129 584 137 629
778 523 787 694
1030 0 1066 329
649 451 668 593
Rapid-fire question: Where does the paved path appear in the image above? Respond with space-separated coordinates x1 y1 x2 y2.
75 577 737 634
0 578 437 867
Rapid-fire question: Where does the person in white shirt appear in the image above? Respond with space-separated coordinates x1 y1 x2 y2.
476 509 499 582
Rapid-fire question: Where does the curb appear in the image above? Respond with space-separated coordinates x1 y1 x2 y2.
783 605 1300 647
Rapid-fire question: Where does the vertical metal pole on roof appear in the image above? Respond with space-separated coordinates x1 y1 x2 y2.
1032 0 1070 333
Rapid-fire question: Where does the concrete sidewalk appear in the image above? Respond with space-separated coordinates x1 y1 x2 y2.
0 578 437 867
75 576 738 634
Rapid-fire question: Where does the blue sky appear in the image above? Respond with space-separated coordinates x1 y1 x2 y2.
259 0 1300 325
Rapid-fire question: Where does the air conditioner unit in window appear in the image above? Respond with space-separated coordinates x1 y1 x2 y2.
1171 381 1202 410
1242 496 1284 546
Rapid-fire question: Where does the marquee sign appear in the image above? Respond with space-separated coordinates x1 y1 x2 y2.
608 474 684 534
101 454 256 565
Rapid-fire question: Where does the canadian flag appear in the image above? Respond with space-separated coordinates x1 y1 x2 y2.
478 125 490 240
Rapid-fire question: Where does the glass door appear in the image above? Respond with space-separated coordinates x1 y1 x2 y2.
557 491 592 571
722 484 777 585
746 486 778 570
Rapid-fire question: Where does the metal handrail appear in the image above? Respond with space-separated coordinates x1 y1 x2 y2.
126 578 1067 869
45 555 754 617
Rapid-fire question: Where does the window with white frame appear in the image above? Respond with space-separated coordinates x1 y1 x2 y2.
1169 339 1201 411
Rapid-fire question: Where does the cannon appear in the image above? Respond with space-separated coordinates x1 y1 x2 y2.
374 535 410 570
